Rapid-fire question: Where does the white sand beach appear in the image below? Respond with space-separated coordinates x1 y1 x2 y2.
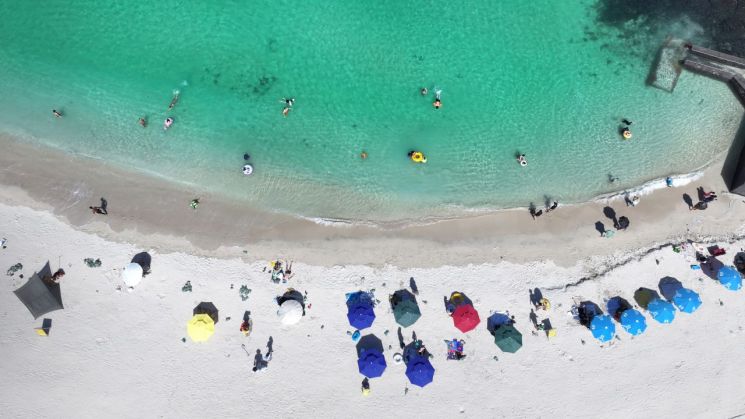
2 181 745 418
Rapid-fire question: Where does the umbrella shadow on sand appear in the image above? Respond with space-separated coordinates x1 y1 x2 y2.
701 256 724 280
131 252 152 275
634 287 661 310
356 334 384 358
193 302 218 323
658 277 683 301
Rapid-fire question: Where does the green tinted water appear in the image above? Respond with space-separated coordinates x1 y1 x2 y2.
0 0 741 222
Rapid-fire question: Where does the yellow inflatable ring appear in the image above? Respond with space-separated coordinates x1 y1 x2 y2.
622 129 632 140
411 151 427 163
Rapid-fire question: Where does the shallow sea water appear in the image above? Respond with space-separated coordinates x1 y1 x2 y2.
0 0 742 222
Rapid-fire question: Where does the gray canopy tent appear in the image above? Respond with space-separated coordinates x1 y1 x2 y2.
13 262 64 319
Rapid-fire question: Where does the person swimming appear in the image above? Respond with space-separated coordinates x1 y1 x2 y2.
281 98 294 117
168 90 180 110
138 117 147 128
52 109 63 118
164 117 174 130
420 87 428 96
433 89 442 109
243 153 251 161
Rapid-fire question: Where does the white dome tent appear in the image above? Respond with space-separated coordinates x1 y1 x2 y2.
277 300 303 325
122 263 143 287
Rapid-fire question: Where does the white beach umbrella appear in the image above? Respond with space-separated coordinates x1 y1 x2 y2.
122 263 143 287
277 300 303 325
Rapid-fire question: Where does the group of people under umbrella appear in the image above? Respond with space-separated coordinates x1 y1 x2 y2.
577 264 742 343
346 289 523 390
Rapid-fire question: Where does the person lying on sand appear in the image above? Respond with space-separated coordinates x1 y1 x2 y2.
89 206 107 215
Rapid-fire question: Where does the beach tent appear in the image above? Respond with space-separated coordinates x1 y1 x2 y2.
405 355 435 387
278 299 303 325
122 263 143 287
13 265 64 319
486 312 511 335
187 314 215 342
493 324 522 353
648 298 676 324
633 287 661 310
672 288 702 313
346 291 375 330
620 309 647 335
452 304 481 333
590 314 616 342
718 266 743 291
193 302 219 323
356 335 386 378
578 301 602 327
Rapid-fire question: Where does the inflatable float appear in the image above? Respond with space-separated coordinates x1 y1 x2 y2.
163 117 174 131
622 128 632 140
517 154 528 167
409 151 427 163
242 164 254 176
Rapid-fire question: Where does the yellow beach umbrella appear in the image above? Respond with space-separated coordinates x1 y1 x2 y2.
187 314 215 342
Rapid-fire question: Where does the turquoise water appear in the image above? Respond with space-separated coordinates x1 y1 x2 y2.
0 1 742 222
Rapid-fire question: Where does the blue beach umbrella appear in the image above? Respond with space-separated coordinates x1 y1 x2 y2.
590 314 616 342
647 298 676 324
357 349 386 378
346 292 375 329
672 288 702 313
620 309 647 335
718 266 743 291
405 355 435 387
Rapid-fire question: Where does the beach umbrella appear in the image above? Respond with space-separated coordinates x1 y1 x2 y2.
590 314 615 342
187 314 215 342
13 269 64 319
278 299 303 325
122 263 143 287
393 299 421 327
346 292 375 329
647 298 675 324
486 312 511 335
358 349 386 378
672 288 702 313
493 324 522 353
718 266 742 291
452 304 480 333
405 355 435 387
620 309 647 335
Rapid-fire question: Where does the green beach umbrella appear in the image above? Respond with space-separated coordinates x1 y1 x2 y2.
494 325 522 353
393 300 421 327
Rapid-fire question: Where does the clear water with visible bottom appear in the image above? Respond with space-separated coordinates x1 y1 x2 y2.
0 1 741 222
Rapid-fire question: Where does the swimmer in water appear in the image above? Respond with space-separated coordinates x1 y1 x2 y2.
244 153 251 161
420 87 428 96
360 151 368 159
52 109 63 118
138 117 147 128
433 89 442 109
622 118 632 125
280 97 294 117
168 91 180 110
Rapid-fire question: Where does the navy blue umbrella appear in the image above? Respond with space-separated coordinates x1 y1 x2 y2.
405 355 435 387
358 349 386 378
346 291 375 329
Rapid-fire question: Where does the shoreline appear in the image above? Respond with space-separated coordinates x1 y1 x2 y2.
2 132 745 268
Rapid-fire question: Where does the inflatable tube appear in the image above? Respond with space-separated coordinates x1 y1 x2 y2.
242 164 254 176
410 151 427 163
622 129 632 139
520 159 527 167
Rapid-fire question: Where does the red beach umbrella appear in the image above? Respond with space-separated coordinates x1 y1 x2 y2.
452 304 480 332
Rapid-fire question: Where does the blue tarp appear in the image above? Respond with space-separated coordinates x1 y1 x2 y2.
718 266 743 291
648 298 675 324
357 349 386 378
672 288 702 313
346 291 375 329
405 355 435 387
620 309 647 335
590 314 616 342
